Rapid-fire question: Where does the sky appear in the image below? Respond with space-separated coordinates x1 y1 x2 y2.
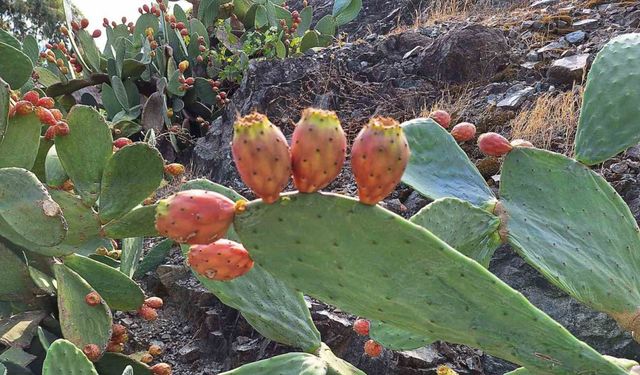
71 0 191 47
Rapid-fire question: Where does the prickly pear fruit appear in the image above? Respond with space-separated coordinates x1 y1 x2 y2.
55 121 70 136
478 132 512 157
437 365 459 375
113 137 133 149
149 345 162 356
111 324 126 337
155 190 235 245
351 117 410 205
141 353 153 363
353 319 370 336
364 340 382 357
291 108 346 193
44 126 57 141
510 139 534 148
22 90 40 105
14 100 34 115
36 107 57 126
106 342 124 353
37 97 55 109
231 113 291 204
138 305 158 321
82 344 101 362
50 108 63 121
429 110 451 128
188 239 254 281
85 291 101 306
144 297 164 309
164 163 185 176
151 363 172 375
450 122 476 142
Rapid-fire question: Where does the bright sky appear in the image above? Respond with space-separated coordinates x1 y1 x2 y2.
71 0 191 46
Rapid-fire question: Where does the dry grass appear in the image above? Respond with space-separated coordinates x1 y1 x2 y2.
509 86 584 155
419 85 476 123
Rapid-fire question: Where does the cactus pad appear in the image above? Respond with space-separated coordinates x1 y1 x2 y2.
101 205 159 239
219 353 328 375
0 42 33 89
0 242 36 302
574 33 640 165
234 192 626 374
98 143 163 223
500 148 640 334
316 343 364 375
54 264 112 353
0 113 43 170
42 339 98 375
44 146 68 188
410 197 501 267
369 321 433 351
0 78 8 139
401 118 494 206
55 105 113 206
94 353 151 375
63 254 145 311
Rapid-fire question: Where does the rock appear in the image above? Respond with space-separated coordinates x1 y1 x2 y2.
573 18 599 30
547 54 590 84
178 344 201 362
537 40 568 56
497 86 534 110
418 25 509 83
530 0 559 8
564 30 587 44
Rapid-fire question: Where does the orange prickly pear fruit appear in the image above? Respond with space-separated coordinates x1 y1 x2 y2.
364 340 383 357
155 190 235 245
188 239 254 281
291 108 346 193
478 132 512 157
351 117 410 205
429 109 451 128
231 113 291 204
450 122 476 142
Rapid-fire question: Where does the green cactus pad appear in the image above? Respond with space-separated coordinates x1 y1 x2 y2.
0 78 8 139
42 339 98 375
120 237 144 278
402 118 494 207
234 192 626 374
410 198 501 267
0 242 36 302
500 148 640 332
179 179 321 351
506 356 639 375
316 343 364 375
55 105 113 206
30 190 110 257
76 30 102 73
94 353 151 375
63 254 144 311
101 83 123 119
219 353 328 375
101 205 159 238
32 137 53 183
0 168 66 247
0 363 5 375
98 143 163 223
369 321 433 351
133 239 173 279
0 29 20 49
134 14 159 40
0 113 43 170
0 42 33 89
54 264 112 353
45 146 68 188
574 33 640 165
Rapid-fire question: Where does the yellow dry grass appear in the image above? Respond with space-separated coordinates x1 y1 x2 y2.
419 85 475 123
509 86 583 155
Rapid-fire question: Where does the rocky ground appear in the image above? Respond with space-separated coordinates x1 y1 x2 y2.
121 0 640 374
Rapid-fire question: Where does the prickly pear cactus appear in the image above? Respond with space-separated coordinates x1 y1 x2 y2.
219 353 328 375
500 148 640 336
42 339 98 375
402 118 495 207
234 192 626 374
574 33 640 165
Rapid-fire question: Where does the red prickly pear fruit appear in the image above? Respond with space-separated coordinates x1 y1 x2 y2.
155 189 235 245
35 107 57 127
85 291 102 306
351 117 410 205
22 90 40 105
106 342 124 353
187 239 254 281
232 113 291 204
510 139 534 148
429 110 451 128
151 363 172 375
291 108 346 193
92 29 102 38
477 132 512 157
55 121 70 136
138 305 158 321
44 126 57 141
144 297 164 309
364 340 383 357
111 324 126 337
113 137 133 148
81 18 90 29
164 163 185 176
111 332 128 344
14 100 35 115
353 319 370 336
71 20 80 31
82 344 101 362
149 344 163 356
50 108 63 121
450 122 476 142
8 104 15 118
37 97 55 109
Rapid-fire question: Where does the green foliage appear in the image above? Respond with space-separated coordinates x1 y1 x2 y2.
219 353 328 375
42 339 98 375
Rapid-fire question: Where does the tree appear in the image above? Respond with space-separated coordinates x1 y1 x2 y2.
0 0 77 39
